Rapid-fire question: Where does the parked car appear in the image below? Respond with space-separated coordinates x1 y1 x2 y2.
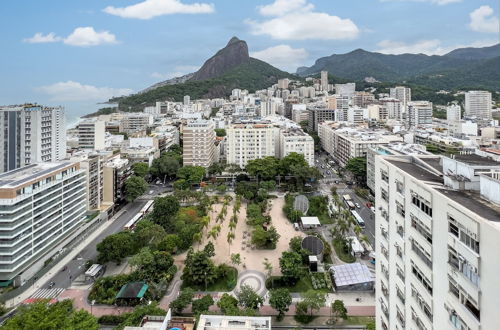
370 206 376 213
355 202 361 209
61 266 67 272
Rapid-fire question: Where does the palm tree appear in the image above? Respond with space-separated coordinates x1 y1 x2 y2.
353 225 362 237
208 228 218 240
229 220 237 231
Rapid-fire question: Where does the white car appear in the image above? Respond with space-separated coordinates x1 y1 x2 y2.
370 206 376 213
355 202 361 208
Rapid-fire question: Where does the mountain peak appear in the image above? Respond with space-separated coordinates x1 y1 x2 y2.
227 36 242 46
191 37 249 81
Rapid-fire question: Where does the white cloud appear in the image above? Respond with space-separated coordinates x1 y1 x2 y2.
251 45 308 72
64 27 118 47
37 81 133 102
376 39 497 55
23 32 61 44
103 0 214 19
380 0 461 5
23 27 118 47
258 0 313 16
247 0 359 40
469 5 499 33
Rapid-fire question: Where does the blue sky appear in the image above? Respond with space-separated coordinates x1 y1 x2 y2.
0 0 498 123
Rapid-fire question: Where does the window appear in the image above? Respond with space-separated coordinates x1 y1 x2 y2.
412 194 432 217
449 222 459 237
460 231 479 254
449 280 459 298
412 263 432 294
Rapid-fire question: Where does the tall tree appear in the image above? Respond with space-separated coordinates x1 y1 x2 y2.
182 249 218 287
2 300 98 330
345 157 367 183
236 284 264 310
269 288 292 320
97 232 137 264
279 251 304 283
302 290 326 316
150 196 180 231
331 299 348 322
246 157 280 181
132 162 149 178
177 166 206 184
169 288 194 315
192 295 214 315
124 176 148 202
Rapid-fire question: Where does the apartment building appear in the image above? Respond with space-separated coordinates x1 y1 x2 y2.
121 114 154 134
318 123 402 167
335 83 356 98
366 144 430 192
0 162 86 283
307 107 335 132
465 91 492 120
407 101 433 128
375 153 500 330
291 104 308 124
182 120 216 167
447 104 462 123
380 98 403 120
103 155 132 207
78 119 106 150
352 91 376 108
226 122 277 168
0 105 66 173
390 86 411 109
279 128 315 166
70 153 104 211
320 71 328 92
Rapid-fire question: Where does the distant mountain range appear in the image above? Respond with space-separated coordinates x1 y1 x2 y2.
112 37 295 111
298 44 500 90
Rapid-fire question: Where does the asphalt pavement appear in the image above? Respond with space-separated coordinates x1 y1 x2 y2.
314 153 376 247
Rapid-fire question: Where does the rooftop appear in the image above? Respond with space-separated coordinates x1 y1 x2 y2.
435 188 500 222
116 282 148 299
329 263 374 287
387 158 443 184
453 154 499 166
0 163 73 189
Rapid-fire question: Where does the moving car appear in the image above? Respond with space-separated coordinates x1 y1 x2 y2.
48 281 55 288
355 202 361 208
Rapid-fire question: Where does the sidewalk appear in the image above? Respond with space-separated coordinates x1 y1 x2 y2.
5 209 127 308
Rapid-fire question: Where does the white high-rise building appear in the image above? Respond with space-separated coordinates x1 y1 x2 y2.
77 119 106 151
465 91 492 120
321 71 329 92
184 95 191 106
335 83 356 98
380 98 403 120
277 79 290 89
0 105 66 173
407 101 433 128
0 162 86 283
279 128 315 166
375 153 500 330
390 86 411 109
226 122 277 168
447 104 462 123
182 120 216 167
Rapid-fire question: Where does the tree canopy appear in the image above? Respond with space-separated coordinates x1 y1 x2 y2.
124 176 148 202
269 288 292 320
2 300 98 330
97 231 138 264
132 162 149 178
279 251 304 283
345 157 367 183
236 284 264 310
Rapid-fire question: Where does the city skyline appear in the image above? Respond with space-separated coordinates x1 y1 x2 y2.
0 0 498 123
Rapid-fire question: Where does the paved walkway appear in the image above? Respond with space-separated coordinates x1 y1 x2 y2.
234 270 267 297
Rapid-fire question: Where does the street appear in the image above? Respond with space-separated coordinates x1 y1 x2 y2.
314 153 376 247
40 199 147 290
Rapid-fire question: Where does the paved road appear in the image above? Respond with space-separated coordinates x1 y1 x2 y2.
314 153 376 247
40 199 148 290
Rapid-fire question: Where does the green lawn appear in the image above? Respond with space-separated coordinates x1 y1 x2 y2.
333 238 356 263
318 214 334 224
182 267 237 292
266 276 329 293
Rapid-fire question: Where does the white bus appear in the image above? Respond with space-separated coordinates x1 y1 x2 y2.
351 210 365 228
124 213 143 231
140 200 154 215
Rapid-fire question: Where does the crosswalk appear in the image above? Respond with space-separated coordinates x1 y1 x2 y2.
30 288 65 300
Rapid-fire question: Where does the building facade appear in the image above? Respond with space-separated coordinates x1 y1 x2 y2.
0 162 86 283
226 122 277 168
0 105 66 173
279 129 315 166
182 120 216 167
465 91 492 120
407 101 433 128
375 153 500 330
78 120 106 150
